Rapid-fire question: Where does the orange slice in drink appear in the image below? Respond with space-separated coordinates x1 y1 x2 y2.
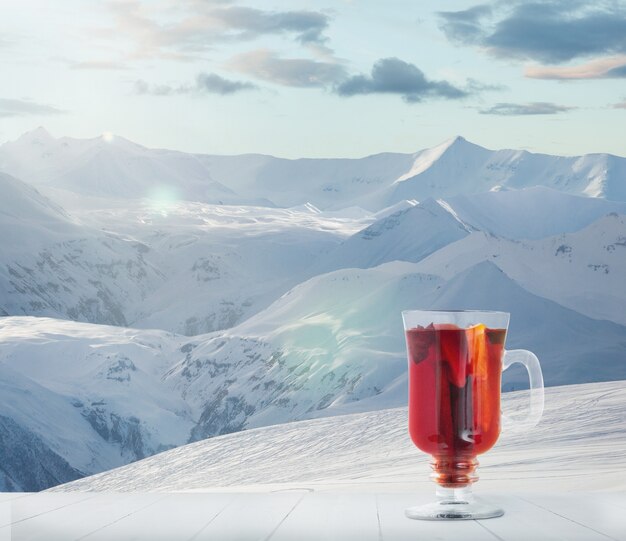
467 323 492 436
467 323 488 379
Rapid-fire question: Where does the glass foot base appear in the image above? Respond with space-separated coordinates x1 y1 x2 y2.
405 488 503 520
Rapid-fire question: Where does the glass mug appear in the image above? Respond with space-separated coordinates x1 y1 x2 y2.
402 310 544 520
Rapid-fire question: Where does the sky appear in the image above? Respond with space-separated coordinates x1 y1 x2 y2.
1 0 625 158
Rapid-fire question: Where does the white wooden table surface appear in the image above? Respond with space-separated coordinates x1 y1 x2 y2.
1 490 625 541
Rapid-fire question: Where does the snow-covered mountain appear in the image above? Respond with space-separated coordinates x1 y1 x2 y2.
0 172 358 334
0 171 80 254
82 202 363 335
172 257 626 444
0 128 268 206
411 213 626 325
2 130 626 210
0 172 162 325
2 255 624 489
10 171 624 334
314 198 472 272
1 128 625 493
388 136 626 203
0 317 192 491
444 186 626 240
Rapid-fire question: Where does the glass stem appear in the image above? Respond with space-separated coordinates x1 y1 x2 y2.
436 485 473 504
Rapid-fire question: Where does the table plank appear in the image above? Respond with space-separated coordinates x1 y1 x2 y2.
0 502 9 541
0 492 96 529
376 492 501 540
0 494 29 504
589 492 626 513
83 493 236 541
0 491 622 540
477 494 614 541
520 493 626 541
9 493 164 541
196 491 306 541
268 491 380 541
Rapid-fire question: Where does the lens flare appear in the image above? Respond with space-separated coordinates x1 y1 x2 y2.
148 186 179 216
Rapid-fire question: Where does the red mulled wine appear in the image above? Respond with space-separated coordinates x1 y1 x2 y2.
406 323 506 487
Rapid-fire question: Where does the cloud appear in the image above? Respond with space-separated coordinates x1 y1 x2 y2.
134 72 257 96
437 4 492 45
605 65 626 78
479 102 575 115
613 100 626 109
196 72 258 94
525 55 626 79
102 1 332 60
229 49 347 88
465 78 508 92
438 2 626 64
335 57 468 102
0 98 66 118
133 80 183 96
209 6 329 44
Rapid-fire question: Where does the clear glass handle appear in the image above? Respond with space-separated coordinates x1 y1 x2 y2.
502 349 544 431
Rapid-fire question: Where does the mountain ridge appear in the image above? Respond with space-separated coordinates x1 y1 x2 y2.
3 129 626 210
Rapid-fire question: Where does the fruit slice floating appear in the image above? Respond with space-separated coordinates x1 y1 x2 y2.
467 323 488 379
467 323 492 437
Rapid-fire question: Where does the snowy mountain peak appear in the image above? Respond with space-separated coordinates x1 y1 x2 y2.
441 134 470 150
394 136 488 184
426 135 473 154
14 126 55 146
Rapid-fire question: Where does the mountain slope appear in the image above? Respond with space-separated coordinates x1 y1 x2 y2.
0 172 77 257
0 317 193 486
0 414 84 492
444 186 626 240
196 151 416 211
315 198 472 272
166 258 626 441
0 173 162 325
0 174 359 333
427 261 626 386
0 362 129 491
413 213 626 325
50 380 626 493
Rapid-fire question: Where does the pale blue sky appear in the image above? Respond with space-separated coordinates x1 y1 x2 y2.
1 0 625 157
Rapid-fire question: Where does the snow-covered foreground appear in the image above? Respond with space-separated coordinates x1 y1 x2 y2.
52 380 626 493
